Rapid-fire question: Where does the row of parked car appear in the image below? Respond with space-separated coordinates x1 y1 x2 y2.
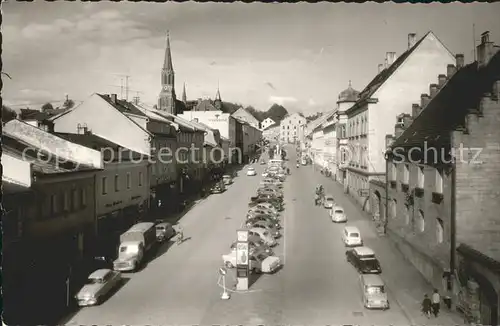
221 160 287 274
321 194 390 310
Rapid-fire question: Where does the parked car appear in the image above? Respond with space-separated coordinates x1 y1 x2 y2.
222 175 233 185
246 215 280 229
248 207 279 218
155 222 176 242
258 188 283 198
342 226 363 247
211 182 226 194
75 269 122 306
249 196 283 211
246 220 280 238
230 239 273 255
113 222 156 272
249 227 277 246
324 195 335 209
360 274 389 310
260 160 266 165
254 202 279 215
247 167 257 176
330 206 347 223
222 248 281 273
346 247 382 274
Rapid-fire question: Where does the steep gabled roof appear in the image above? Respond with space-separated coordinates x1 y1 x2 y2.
97 94 146 117
347 32 446 114
392 52 500 157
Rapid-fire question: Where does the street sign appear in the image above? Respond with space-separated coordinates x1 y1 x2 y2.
237 229 249 242
219 267 227 276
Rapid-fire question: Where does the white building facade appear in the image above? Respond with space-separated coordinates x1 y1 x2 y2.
279 113 306 144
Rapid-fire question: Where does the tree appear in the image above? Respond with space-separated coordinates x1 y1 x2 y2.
63 98 75 109
266 103 288 123
41 102 54 112
2 105 17 123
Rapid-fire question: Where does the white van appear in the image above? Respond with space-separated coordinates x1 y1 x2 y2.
342 226 363 247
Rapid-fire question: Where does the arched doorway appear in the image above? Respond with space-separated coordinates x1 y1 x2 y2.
372 190 382 221
466 267 499 326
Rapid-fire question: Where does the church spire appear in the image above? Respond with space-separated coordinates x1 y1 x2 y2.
182 82 187 103
163 31 174 71
215 80 221 101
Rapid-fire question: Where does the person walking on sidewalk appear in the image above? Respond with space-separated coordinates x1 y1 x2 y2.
422 294 432 318
432 288 441 317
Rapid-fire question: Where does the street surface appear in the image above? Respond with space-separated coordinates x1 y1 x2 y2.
64 147 462 326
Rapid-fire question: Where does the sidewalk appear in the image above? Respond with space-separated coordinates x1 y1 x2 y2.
315 169 466 326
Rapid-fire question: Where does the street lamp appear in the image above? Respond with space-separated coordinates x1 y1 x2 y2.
383 148 394 235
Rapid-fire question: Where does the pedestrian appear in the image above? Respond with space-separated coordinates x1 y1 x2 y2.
432 288 441 317
422 294 432 318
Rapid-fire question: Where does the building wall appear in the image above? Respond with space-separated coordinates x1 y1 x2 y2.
150 136 177 187
232 108 260 129
95 160 150 218
453 88 500 264
368 34 455 175
280 113 306 143
28 172 96 241
52 94 151 156
2 153 32 187
372 160 453 289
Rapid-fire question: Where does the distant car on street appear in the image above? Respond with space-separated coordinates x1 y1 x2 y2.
260 160 266 165
247 167 257 176
75 269 122 306
155 222 176 242
342 226 363 247
330 206 347 223
222 175 233 185
246 220 280 238
249 227 277 246
211 182 226 194
222 248 281 273
346 247 382 274
324 195 335 209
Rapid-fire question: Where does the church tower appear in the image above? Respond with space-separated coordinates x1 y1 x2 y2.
182 82 187 103
214 83 222 110
158 31 177 114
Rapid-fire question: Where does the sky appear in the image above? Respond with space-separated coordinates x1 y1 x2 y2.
3 2 500 114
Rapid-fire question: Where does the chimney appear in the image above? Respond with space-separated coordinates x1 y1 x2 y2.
378 64 384 73
420 93 431 108
385 52 397 67
477 31 499 68
412 103 421 118
110 94 117 104
429 84 439 98
438 74 447 88
408 33 417 49
401 114 413 129
447 64 456 79
456 54 465 69
395 122 404 139
385 134 395 148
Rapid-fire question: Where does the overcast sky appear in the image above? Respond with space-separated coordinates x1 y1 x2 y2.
3 2 500 113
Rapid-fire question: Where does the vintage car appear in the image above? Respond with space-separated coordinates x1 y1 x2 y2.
75 269 122 306
222 248 281 273
246 214 280 228
346 247 382 274
330 206 347 223
253 202 279 215
258 188 284 198
155 222 176 242
247 167 257 176
211 182 226 194
249 195 283 211
249 227 277 246
222 175 233 185
246 220 280 238
230 239 273 255
248 207 279 219
323 195 335 209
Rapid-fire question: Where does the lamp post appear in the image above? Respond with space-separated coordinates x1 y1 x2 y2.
383 148 394 235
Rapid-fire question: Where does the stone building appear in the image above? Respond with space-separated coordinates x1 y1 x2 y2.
345 32 455 211
376 32 500 325
280 112 306 144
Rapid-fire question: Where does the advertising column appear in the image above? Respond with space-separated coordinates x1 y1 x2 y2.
236 229 249 290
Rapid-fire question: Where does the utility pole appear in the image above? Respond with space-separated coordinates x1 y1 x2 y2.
472 23 477 61
111 74 131 101
107 86 143 103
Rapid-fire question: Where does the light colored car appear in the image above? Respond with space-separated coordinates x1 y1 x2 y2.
330 206 347 223
249 227 277 246
230 240 273 255
360 274 389 310
248 207 279 219
246 220 280 238
324 195 335 209
262 172 269 177
222 249 281 273
254 203 279 215
342 226 363 247
247 167 257 176
222 175 233 185
75 269 121 306
155 222 176 242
